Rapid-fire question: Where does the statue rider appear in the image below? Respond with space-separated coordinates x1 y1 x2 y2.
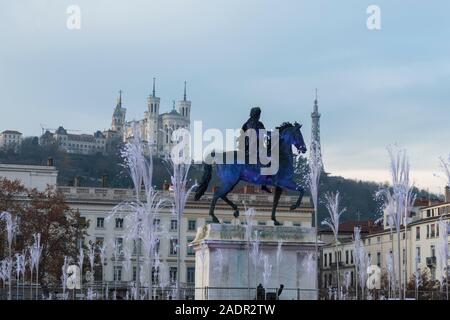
239 107 271 194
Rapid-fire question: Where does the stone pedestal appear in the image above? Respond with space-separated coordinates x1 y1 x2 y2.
190 223 320 300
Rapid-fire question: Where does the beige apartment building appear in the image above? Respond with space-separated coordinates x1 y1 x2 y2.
320 187 450 292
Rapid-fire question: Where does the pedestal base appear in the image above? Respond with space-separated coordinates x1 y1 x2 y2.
190 223 321 300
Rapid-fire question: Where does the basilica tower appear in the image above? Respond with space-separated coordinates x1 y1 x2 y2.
146 78 160 147
111 90 126 133
177 81 191 122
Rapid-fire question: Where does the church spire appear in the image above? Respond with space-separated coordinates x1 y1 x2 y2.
117 90 122 107
311 88 324 171
172 100 176 110
183 81 187 101
152 78 156 97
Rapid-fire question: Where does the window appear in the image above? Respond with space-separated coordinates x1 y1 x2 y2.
431 245 436 258
416 226 420 240
187 237 195 256
115 218 124 229
115 237 123 253
377 237 381 244
329 253 332 264
293 223 301 227
426 210 431 218
431 224 436 238
96 217 104 228
324 253 328 267
153 219 161 228
186 267 195 283
427 225 430 238
170 238 178 255
133 266 137 281
169 267 177 283
350 250 354 264
114 266 122 281
170 219 178 231
377 252 381 267
368 253 372 264
437 225 440 237
416 247 421 265
402 232 405 240
151 267 159 284
345 250 349 264
258 221 266 226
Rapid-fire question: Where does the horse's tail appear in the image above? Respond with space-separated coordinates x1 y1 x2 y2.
194 163 212 201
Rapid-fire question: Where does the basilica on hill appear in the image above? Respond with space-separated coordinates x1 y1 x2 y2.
108 78 191 157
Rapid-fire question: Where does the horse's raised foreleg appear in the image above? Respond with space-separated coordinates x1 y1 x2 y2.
290 186 305 211
277 180 304 211
208 194 221 223
271 186 283 226
209 181 239 223
221 195 240 218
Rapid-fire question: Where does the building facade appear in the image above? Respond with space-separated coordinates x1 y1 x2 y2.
59 186 313 298
0 130 23 150
40 126 107 155
117 79 191 156
320 188 450 295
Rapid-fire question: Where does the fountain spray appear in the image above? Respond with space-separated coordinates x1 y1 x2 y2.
438 218 449 299
0 211 18 300
322 191 346 298
308 139 323 297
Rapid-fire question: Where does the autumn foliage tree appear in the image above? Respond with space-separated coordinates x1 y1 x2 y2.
0 178 88 291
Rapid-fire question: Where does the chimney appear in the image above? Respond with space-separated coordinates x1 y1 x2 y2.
74 176 80 187
101 174 108 188
47 157 54 166
446 186 450 203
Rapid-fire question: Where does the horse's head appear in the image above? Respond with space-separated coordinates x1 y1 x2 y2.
277 122 307 154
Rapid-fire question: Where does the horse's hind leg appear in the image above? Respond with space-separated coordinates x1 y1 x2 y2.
271 186 283 226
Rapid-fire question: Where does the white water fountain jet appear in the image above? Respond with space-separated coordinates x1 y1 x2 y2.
386 252 394 299
438 218 449 299
77 246 84 299
322 191 346 299
262 254 272 292
308 139 323 295
376 145 416 300
167 127 197 300
61 256 70 300
109 238 120 300
0 211 18 300
98 241 107 299
31 233 43 300
357 240 368 299
14 253 25 300
344 271 351 300
108 124 171 300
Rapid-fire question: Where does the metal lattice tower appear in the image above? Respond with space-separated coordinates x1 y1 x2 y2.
311 89 324 170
